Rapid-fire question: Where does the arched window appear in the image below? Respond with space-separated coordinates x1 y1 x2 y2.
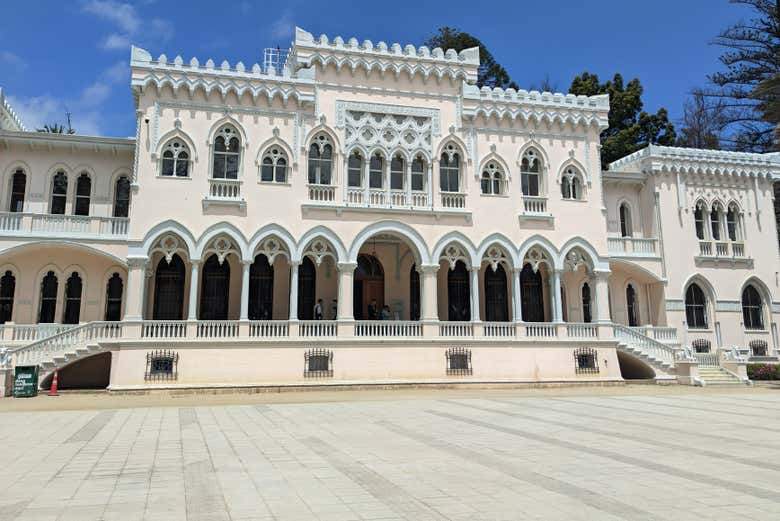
260 147 288 183
439 145 461 193
50 171 67 214
212 126 240 179
308 135 333 185
710 203 723 241
0 271 15 323
369 153 384 189
742 285 764 330
447 260 470 321
199 255 230 320
685 283 708 329
411 156 425 191
354 254 384 320
63 272 83 324
113 176 131 218
484 264 509 321
626 284 639 327
161 139 190 177
74 173 91 216
347 151 363 187
390 155 405 190
619 202 633 238
38 271 58 323
582 282 592 323
520 264 544 322
410 265 420 321
726 203 740 241
561 167 582 200
694 202 706 240
9 169 26 212
249 254 274 320
521 148 542 196
104 273 123 321
153 254 185 320
480 162 504 195
298 257 316 320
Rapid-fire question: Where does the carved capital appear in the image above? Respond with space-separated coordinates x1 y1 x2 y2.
337 262 358 272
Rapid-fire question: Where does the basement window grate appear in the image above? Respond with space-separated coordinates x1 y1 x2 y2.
446 347 472 375
574 347 599 374
304 348 333 377
145 349 178 380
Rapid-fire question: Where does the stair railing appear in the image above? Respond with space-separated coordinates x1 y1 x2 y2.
7 321 122 368
613 324 681 368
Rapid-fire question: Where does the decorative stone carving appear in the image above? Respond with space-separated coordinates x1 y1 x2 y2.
303 238 336 266
523 247 549 273
440 244 470 271
483 245 509 272
153 234 185 264
206 236 237 265
564 249 591 273
255 236 288 265
310 133 332 154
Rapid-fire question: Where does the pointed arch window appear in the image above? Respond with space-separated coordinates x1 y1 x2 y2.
742 285 764 330
50 171 68 214
249 254 274 320
439 145 461 193
63 272 83 324
710 203 723 241
212 126 240 179
480 162 504 195
260 147 288 183
298 257 316 320
561 166 582 200
581 282 592 323
105 273 123 321
447 260 470 321
521 148 541 196
347 151 363 187
726 203 740 241
411 156 425 191
694 202 707 240
685 283 708 329
520 264 544 322
619 202 633 238
484 264 509 322
369 153 384 189
113 176 131 218
38 271 58 323
410 265 420 321
0 271 15 324
200 255 230 320
161 139 190 177
153 254 185 320
308 136 333 185
74 173 91 216
9 169 26 212
626 284 639 327
390 155 405 190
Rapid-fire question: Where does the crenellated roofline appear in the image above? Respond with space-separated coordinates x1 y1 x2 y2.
0 87 26 131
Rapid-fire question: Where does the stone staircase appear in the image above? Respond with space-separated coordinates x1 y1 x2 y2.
697 366 745 386
613 325 681 376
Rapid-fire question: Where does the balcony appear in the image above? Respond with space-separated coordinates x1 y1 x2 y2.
696 240 751 267
203 179 245 209
519 196 552 222
0 212 129 239
608 237 659 258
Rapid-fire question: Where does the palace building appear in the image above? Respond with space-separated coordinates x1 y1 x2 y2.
1 28 779 392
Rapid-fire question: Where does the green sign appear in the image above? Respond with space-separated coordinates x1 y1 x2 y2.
13 366 39 398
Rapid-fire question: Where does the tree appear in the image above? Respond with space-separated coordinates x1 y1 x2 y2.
700 0 780 151
675 92 725 149
569 72 677 168
36 112 75 134
424 27 518 90
528 73 559 93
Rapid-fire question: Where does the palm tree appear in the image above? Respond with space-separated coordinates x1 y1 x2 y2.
37 123 70 134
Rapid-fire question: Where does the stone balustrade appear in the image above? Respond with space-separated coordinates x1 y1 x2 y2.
0 212 129 238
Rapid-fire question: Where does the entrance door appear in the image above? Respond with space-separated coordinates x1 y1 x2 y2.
354 254 384 319
521 263 544 322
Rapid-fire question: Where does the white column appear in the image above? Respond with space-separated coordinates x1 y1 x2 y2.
512 267 523 322
551 269 563 322
337 262 356 320
420 265 439 321
406 160 413 207
188 260 200 320
427 163 433 209
240 260 251 320
385 157 391 206
124 258 147 320
289 260 300 320
363 157 370 204
594 271 611 323
470 266 480 322
343 155 349 203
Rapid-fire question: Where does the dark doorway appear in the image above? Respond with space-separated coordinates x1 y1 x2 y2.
38 271 58 323
104 272 123 321
354 254 384 320
410 264 420 321
62 272 83 324
200 254 230 320
298 257 316 319
249 254 274 320
484 264 509 321
521 264 544 322
447 260 470 321
153 254 185 320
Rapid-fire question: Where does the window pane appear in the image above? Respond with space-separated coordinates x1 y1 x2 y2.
162 157 175 176
261 162 274 182
225 154 239 179
319 161 332 184
275 164 287 183
175 157 188 177
411 173 423 191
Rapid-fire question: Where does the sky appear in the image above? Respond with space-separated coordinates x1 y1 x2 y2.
0 0 756 138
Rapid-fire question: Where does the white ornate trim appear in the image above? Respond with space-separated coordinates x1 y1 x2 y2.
336 100 440 136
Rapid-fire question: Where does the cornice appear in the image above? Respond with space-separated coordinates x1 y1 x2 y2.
0 130 135 151
0 87 26 131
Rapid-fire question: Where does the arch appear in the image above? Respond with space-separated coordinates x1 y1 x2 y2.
435 135 468 162
297 256 317 320
37 269 60 323
195 222 249 262
62 270 85 324
135 220 197 260
557 237 605 272
476 233 520 270
256 135 294 182
681 273 718 304
153 253 186 320
0 241 128 267
49 169 69 214
206 114 249 147
308 132 335 185
248 224 297 264
100 266 126 321
248 253 274 320
295 225 347 264
112 175 132 218
431 232 478 268
158 137 192 177
518 235 558 269
741 283 765 330
618 200 634 238
199 254 230 319
348 221 431 265
479 153 509 196
484 263 509 322
447 260 471 321
304 121 342 156
478 152 511 181
684 282 708 329
740 276 772 309
520 263 545 322
2 160 33 186
73 171 92 216
516 140 551 170
0 268 16 323
153 127 199 161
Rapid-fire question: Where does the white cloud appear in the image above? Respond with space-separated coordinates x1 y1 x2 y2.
0 50 26 69
81 0 140 34
82 0 174 51
270 10 294 40
101 33 132 51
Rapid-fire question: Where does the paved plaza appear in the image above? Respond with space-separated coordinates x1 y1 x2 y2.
1 386 779 520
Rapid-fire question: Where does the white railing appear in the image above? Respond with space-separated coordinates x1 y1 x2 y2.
388 190 407 206
346 187 364 204
299 321 337 337
0 212 22 231
411 191 428 207
613 324 678 368
566 323 599 338
607 237 658 256
307 184 336 203
207 179 243 202
196 321 239 338
0 212 129 237
8 321 122 367
694 352 719 367
10 324 78 342
439 322 474 337
698 240 746 259
525 323 558 338
522 196 548 215
483 322 516 337
699 241 713 256
249 321 289 338
441 192 466 209
366 188 386 206
354 321 422 337
732 242 745 257
629 326 678 343
142 321 187 339
715 241 729 257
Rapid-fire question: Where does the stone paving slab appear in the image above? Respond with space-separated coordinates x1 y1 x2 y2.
0 387 779 520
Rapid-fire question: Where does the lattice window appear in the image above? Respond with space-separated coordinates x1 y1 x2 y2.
691 339 711 353
561 166 582 200
304 348 333 377
161 139 190 177
749 340 768 357
145 349 179 380
446 347 472 375
574 347 599 374
260 147 288 183
480 162 504 195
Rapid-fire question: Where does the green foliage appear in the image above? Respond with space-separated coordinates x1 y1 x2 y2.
746 363 780 380
424 27 518 90
569 72 676 168
36 123 74 134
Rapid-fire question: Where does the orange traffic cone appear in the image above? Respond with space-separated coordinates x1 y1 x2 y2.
49 369 59 396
